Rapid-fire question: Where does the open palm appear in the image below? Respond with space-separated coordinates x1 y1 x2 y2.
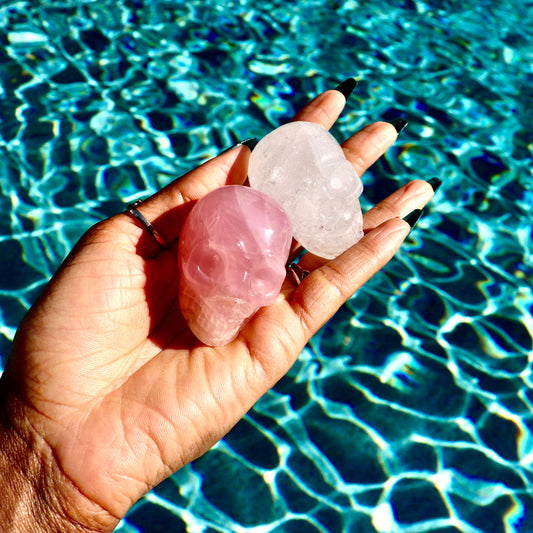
1 88 434 530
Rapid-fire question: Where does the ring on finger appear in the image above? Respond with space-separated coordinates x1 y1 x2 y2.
126 199 167 248
287 263 310 286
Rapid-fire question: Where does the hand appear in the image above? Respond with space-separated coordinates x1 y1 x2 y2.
0 87 435 532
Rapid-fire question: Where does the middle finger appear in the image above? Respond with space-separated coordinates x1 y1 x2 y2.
342 120 402 177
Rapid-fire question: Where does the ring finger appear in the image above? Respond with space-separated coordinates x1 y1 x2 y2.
290 178 437 274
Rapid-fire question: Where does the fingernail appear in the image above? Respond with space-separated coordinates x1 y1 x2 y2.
334 78 357 100
403 208 423 229
240 137 259 151
426 177 442 192
388 117 408 134
218 137 258 155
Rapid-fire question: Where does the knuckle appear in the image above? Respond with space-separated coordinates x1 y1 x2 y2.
319 263 352 301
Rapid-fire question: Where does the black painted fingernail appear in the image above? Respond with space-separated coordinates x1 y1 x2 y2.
240 137 259 151
427 177 442 192
403 209 423 229
334 78 357 100
388 117 408 133
218 137 258 155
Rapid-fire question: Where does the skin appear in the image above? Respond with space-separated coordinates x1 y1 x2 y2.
0 89 435 532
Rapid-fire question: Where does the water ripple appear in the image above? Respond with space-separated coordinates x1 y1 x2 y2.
1 0 532 531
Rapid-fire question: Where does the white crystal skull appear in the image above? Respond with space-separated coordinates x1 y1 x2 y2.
248 121 364 259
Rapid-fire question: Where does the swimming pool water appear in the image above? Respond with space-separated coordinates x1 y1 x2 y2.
1 0 532 531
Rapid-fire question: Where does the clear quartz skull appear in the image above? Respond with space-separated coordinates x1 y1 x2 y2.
248 121 364 259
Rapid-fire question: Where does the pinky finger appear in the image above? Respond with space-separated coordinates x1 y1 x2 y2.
288 216 411 339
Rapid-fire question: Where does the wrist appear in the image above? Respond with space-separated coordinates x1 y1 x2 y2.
0 393 119 533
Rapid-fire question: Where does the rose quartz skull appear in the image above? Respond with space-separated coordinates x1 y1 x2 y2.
178 185 292 346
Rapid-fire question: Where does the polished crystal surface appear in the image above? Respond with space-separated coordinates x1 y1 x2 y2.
178 185 292 346
248 121 364 259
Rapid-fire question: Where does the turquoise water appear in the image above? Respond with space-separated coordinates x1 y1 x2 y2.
1 0 532 531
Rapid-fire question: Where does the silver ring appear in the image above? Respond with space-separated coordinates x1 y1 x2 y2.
126 200 166 248
287 263 310 286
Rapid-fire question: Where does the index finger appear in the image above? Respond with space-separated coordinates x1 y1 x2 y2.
118 81 358 255
290 78 357 129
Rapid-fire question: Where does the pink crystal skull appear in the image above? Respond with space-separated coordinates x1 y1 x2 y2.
178 185 292 346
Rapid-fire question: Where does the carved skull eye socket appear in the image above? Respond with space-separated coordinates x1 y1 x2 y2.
186 244 223 282
249 264 282 303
